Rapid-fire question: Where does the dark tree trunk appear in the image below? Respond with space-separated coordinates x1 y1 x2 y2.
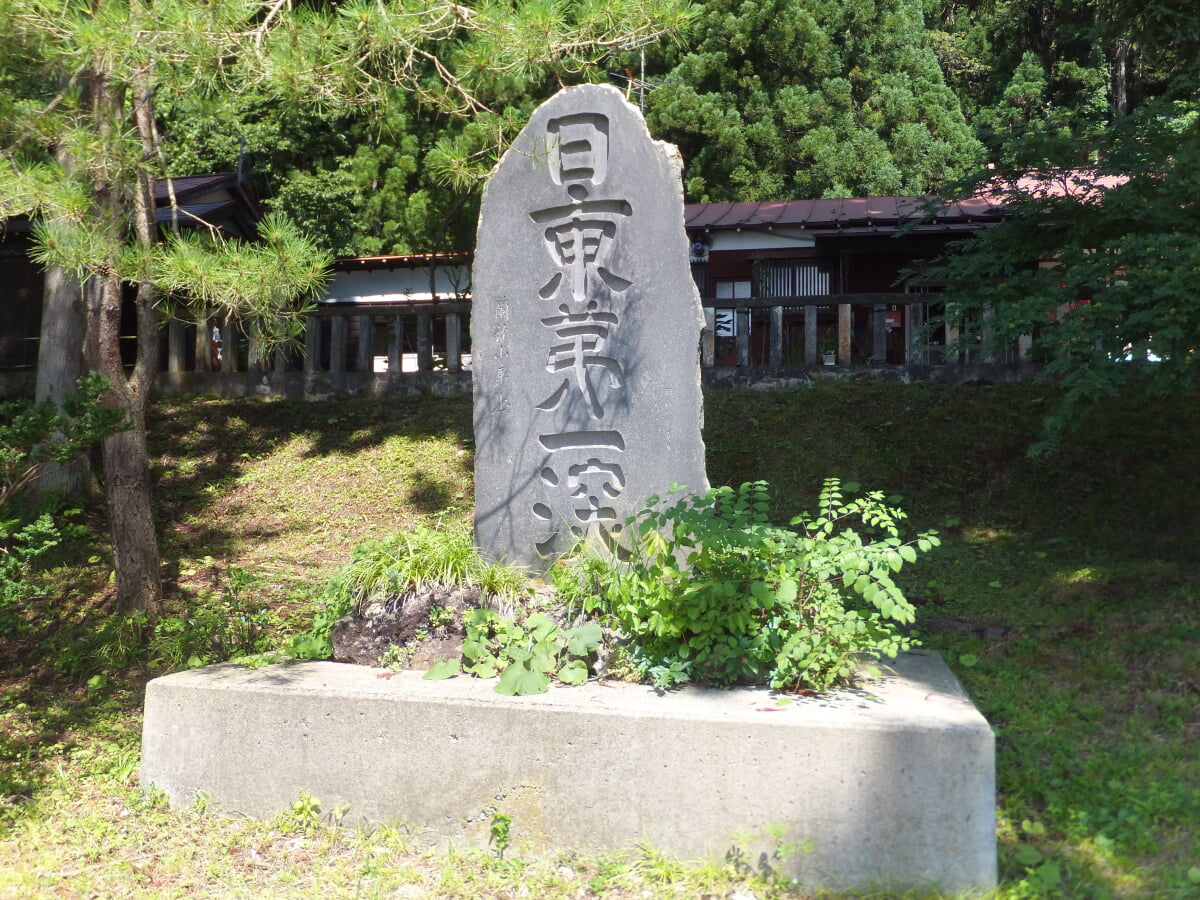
100 409 161 614
80 68 164 615
1112 38 1129 117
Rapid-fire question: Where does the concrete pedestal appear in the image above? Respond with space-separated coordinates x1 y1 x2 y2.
142 650 995 894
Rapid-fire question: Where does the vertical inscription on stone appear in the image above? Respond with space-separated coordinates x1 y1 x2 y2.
473 84 707 569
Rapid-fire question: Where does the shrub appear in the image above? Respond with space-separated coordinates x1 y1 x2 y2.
601 479 939 692
1 372 125 510
0 513 61 633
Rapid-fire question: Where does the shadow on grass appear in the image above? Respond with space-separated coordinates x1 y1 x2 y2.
703 382 1200 563
0 577 147 838
149 394 475 571
904 544 1200 897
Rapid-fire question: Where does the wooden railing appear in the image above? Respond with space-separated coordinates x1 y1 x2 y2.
161 301 471 380
1 293 1031 399
698 292 1026 369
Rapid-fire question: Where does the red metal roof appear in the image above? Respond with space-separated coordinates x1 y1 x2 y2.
684 195 1004 231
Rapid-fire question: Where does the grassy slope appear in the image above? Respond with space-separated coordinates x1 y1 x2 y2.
1 383 1198 899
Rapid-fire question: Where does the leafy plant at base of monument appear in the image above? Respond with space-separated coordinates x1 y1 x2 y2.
425 609 602 695
550 549 616 620
287 522 529 660
606 479 938 692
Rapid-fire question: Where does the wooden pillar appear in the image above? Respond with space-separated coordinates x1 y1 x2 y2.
195 312 211 373
357 314 374 372
837 303 852 365
873 304 887 364
417 312 433 371
167 319 186 373
804 305 818 365
736 309 751 367
701 308 716 368
945 303 961 365
1018 333 1033 362
223 313 239 373
769 305 783 368
904 303 918 365
304 315 321 374
329 315 347 373
388 315 404 374
981 307 995 364
446 312 462 372
248 324 264 372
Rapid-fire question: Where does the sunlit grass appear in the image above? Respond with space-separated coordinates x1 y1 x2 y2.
3 384 1200 897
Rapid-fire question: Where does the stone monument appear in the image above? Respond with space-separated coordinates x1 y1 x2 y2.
472 84 708 569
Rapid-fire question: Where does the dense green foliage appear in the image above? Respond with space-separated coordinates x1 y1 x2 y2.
586 480 934 691
157 1 696 256
311 478 934 694
162 77 525 257
646 0 984 200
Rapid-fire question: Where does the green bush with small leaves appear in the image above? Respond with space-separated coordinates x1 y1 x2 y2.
146 567 276 670
602 479 938 692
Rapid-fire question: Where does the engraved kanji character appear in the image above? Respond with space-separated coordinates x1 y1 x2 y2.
535 303 624 419
547 113 609 190
531 199 633 303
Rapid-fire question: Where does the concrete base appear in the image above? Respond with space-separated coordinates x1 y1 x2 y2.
141 651 996 894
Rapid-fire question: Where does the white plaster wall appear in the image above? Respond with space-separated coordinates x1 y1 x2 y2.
322 264 471 304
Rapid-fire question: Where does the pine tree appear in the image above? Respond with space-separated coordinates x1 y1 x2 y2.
0 0 692 614
646 0 984 201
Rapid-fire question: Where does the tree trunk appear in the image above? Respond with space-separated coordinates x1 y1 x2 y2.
32 140 93 504
86 272 163 615
74 66 166 616
1111 38 1128 117
101 408 161 614
32 264 92 503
